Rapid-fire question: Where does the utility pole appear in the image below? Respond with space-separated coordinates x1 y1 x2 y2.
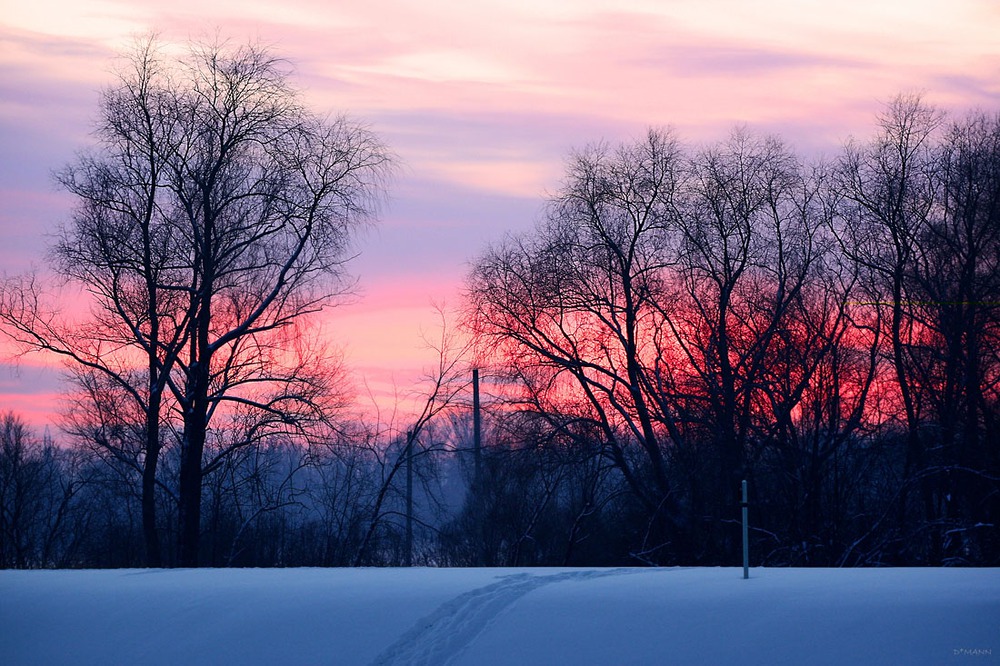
405 430 413 567
473 368 482 488
472 368 487 567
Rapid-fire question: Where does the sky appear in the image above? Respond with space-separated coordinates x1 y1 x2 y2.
1 0 998 428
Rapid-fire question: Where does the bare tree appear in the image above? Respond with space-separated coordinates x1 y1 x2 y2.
831 93 946 561
465 122 932 565
1 35 393 566
467 130 685 544
351 312 472 566
0 38 182 565
0 412 90 568
666 129 835 559
906 110 1000 561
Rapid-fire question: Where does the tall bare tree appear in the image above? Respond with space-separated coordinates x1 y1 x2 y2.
907 110 1000 561
467 130 686 547
1 38 185 565
1 35 392 566
832 93 945 560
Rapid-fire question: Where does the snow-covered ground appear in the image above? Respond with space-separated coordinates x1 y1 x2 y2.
2 567 997 665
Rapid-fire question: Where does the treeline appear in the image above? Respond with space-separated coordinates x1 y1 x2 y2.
0 409 461 568
465 95 1000 567
2 74 998 567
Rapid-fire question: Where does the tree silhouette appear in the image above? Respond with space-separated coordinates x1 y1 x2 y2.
1 35 392 566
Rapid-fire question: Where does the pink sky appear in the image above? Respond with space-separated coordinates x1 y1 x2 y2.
2 0 998 428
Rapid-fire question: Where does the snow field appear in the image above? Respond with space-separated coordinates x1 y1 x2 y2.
1 567 997 665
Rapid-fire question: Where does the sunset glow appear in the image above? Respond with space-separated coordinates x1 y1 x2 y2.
2 0 997 427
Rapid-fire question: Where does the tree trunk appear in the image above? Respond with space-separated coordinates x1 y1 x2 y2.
178 357 210 567
141 392 162 567
177 417 205 567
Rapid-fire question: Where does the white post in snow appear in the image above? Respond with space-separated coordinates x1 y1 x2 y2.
741 479 749 579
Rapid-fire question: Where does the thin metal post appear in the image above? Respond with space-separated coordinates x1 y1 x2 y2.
741 479 749 579
405 430 413 567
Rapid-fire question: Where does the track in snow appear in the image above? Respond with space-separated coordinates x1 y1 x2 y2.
371 568 645 666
